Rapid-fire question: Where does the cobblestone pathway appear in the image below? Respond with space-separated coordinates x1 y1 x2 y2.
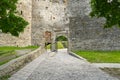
9 49 119 80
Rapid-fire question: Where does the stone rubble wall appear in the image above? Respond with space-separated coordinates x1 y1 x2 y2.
69 17 120 50
68 0 120 51
0 47 45 77
0 0 32 47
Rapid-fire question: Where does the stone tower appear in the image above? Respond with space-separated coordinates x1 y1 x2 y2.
0 0 69 47
31 0 69 46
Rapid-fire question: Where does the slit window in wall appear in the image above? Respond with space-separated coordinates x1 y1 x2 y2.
46 7 48 10
21 11 23 15
53 17 55 19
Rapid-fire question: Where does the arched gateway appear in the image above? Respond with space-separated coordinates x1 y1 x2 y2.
45 29 70 53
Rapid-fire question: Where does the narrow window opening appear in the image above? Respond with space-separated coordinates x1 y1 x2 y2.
21 11 23 15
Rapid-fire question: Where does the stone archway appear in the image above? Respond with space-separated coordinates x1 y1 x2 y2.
51 30 70 53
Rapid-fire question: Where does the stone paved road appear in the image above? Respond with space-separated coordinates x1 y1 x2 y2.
9 49 119 80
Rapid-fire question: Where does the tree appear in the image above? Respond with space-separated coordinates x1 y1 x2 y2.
56 36 67 41
0 0 28 36
90 0 120 28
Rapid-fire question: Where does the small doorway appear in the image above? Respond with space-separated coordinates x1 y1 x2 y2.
44 31 52 50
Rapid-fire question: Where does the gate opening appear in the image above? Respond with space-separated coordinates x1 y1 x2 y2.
55 36 68 50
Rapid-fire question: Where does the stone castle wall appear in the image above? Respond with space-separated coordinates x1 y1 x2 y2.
68 0 120 51
0 0 32 47
69 17 120 51
31 0 69 46
1 0 120 51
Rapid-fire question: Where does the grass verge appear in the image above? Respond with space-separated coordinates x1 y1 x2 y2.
47 41 64 49
0 46 38 51
0 46 39 66
73 51 120 63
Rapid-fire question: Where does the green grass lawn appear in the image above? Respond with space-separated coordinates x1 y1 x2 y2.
0 46 39 66
47 41 64 49
0 46 38 51
74 51 120 63
57 42 64 49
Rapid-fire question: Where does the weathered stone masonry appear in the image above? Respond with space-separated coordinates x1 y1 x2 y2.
69 17 120 51
31 0 69 46
0 0 120 51
68 0 120 51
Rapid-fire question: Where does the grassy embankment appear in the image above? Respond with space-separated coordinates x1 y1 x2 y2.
0 46 38 66
74 50 120 63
